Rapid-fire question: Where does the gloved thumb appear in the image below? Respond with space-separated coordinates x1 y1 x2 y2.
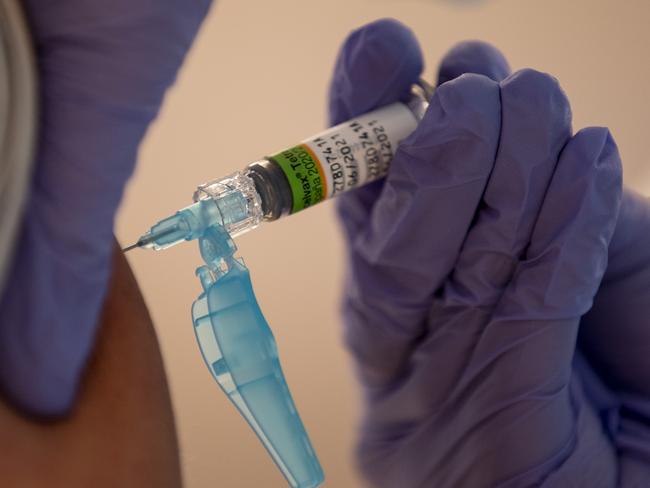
329 18 423 239
342 74 502 388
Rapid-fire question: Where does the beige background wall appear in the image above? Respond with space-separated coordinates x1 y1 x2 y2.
116 0 650 486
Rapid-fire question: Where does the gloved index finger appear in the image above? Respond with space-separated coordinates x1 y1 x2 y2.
437 40 511 86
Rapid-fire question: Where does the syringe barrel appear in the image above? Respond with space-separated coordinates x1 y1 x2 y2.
191 84 430 239
246 87 429 221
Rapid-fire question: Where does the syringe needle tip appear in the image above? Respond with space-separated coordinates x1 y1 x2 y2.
122 242 140 253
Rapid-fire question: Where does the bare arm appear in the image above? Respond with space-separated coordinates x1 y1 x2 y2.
0 244 182 487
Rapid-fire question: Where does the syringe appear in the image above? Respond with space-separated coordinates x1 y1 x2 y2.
123 81 432 252
123 81 433 488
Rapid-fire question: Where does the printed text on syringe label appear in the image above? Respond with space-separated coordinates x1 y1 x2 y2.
303 102 418 199
270 102 418 213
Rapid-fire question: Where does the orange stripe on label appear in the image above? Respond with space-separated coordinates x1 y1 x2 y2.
300 143 328 200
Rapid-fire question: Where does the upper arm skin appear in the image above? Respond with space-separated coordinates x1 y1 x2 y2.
0 244 182 488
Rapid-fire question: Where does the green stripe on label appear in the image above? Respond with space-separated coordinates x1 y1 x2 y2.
271 145 325 213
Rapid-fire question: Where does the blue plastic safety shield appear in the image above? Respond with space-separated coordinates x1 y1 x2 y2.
191 226 324 488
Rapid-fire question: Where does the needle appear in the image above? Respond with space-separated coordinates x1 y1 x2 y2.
121 226 178 253
122 242 141 253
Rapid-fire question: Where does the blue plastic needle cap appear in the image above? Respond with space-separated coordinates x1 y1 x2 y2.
192 259 324 488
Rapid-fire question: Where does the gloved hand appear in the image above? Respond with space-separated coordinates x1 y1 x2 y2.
0 0 213 415
331 19 650 486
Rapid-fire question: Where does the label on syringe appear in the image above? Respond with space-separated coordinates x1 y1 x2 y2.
270 102 419 213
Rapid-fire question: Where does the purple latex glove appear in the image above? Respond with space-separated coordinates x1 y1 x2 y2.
0 0 213 415
332 19 650 486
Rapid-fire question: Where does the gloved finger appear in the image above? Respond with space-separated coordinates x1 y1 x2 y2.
442 69 572 308
579 188 650 397
512 127 622 312
329 18 423 239
329 18 423 126
437 40 511 86
370 68 572 436
343 73 501 389
483 127 621 384
0 0 212 415
446 128 622 484
355 130 622 486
